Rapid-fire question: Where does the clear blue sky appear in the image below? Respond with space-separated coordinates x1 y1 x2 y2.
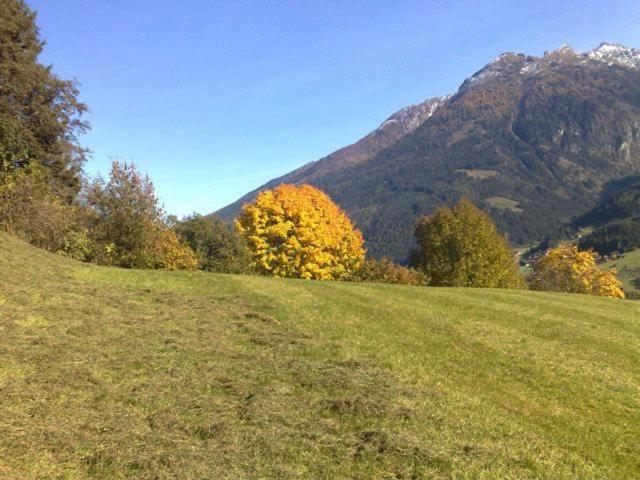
28 0 640 216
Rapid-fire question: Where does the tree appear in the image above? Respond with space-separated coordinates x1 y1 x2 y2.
578 218 640 255
84 161 196 270
235 184 365 279
174 214 251 273
528 245 625 298
0 0 88 192
412 198 523 288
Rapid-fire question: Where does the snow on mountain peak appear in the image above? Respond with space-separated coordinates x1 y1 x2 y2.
587 43 640 68
555 44 576 55
377 95 450 131
458 52 526 91
458 43 640 93
380 43 640 132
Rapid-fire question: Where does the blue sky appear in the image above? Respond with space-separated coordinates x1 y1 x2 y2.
28 0 640 216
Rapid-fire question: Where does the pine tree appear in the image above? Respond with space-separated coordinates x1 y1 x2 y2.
0 0 88 191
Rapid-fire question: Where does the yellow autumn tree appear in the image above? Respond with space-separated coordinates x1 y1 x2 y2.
150 227 199 271
528 245 624 298
235 184 365 279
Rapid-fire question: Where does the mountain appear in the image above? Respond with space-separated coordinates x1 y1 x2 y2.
215 95 449 220
216 43 640 261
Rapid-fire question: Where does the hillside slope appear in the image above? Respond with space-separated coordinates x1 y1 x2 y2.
572 177 640 254
217 43 640 261
1 234 639 479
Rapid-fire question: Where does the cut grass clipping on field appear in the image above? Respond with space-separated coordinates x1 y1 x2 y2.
0 233 639 479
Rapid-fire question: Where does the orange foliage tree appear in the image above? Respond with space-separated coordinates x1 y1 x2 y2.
528 245 625 298
235 184 365 279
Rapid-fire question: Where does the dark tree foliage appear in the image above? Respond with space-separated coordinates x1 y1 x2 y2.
0 0 88 192
527 226 572 257
412 199 523 288
579 218 640 255
175 214 252 274
573 178 640 229
565 177 640 255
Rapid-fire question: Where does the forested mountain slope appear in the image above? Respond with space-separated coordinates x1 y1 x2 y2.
217 44 640 261
573 177 640 254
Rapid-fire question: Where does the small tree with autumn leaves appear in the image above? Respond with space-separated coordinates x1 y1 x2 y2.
412 198 524 288
84 161 197 270
528 245 624 298
236 184 365 279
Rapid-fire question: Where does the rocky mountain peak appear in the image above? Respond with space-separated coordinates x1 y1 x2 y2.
586 42 640 69
545 44 578 57
458 42 640 93
377 95 450 132
458 52 527 91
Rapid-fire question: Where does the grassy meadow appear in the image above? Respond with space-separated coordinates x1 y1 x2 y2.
603 249 640 295
1 233 639 479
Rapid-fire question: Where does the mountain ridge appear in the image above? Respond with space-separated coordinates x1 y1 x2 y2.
216 43 640 260
215 94 450 221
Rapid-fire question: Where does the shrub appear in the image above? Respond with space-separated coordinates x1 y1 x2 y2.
150 228 199 271
0 163 77 252
235 184 365 279
57 227 94 262
350 257 427 285
174 214 251 273
528 245 625 298
412 198 524 288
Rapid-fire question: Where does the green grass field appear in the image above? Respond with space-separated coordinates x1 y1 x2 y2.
1 233 639 479
602 249 640 295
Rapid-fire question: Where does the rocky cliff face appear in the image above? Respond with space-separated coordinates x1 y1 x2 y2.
216 43 640 261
